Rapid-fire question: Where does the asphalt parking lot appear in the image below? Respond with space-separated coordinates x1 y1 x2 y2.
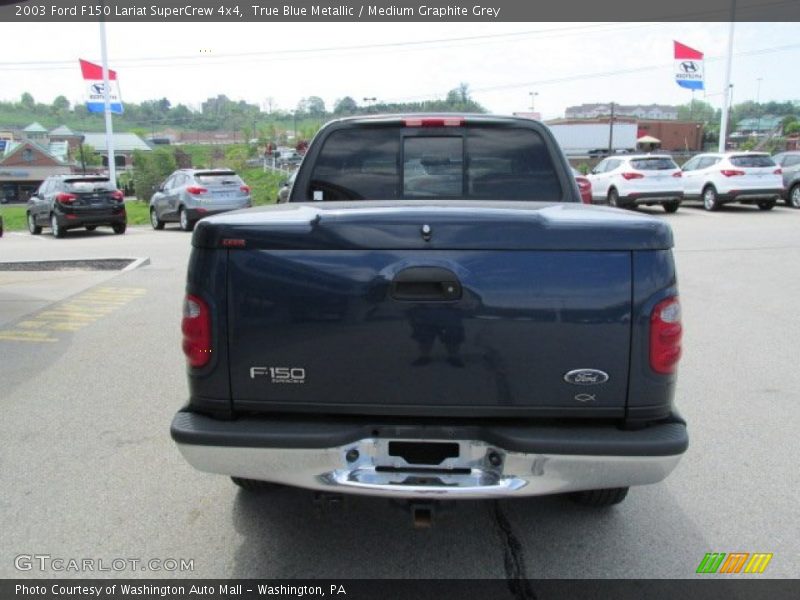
1 203 798 580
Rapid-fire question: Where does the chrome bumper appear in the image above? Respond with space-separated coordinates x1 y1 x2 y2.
176 437 683 499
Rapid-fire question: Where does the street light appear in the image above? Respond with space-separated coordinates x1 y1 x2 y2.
529 92 539 112
756 78 763 136
363 97 377 113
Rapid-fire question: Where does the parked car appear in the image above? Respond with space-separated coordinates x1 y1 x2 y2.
571 167 592 204
587 154 683 213
680 152 783 211
276 170 297 203
26 175 126 237
149 168 251 232
771 151 800 208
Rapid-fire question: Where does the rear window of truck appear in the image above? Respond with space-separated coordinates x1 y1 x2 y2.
305 126 563 201
63 178 114 192
194 171 243 185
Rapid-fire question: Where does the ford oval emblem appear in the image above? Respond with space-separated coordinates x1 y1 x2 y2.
564 369 609 386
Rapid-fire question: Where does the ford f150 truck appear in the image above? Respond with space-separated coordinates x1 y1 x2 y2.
171 115 687 511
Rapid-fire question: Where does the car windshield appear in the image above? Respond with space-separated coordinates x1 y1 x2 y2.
630 158 678 170
63 178 114 192
729 155 775 168
194 171 242 185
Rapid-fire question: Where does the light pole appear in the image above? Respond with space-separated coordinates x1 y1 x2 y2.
529 92 538 112
78 134 86 175
755 77 763 136
363 97 377 113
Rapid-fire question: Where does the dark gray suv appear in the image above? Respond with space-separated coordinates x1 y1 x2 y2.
27 175 126 238
149 168 252 231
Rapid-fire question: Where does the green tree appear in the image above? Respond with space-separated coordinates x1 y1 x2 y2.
334 96 358 115
131 148 177 202
20 92 35 109
224 146 249 172
306 96 326 117
677 99 715 122
79 144 103 167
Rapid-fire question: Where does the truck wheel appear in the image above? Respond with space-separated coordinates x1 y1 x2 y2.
757 199 776 211
179 207 194 232
112 223 127 234
663 201 680 213
569 487 629 507
789 184 800 209
702 186 719 211
150 208 164 230
607 188 624 208
231 477 283 492
27 213 42 235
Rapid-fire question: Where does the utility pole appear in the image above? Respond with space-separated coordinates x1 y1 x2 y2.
529 91 538 112
99 9 116 185
755 77 763 136
719 0 736 152
607 102 615 154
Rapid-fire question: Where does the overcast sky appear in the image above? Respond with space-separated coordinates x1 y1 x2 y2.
0 21 798 120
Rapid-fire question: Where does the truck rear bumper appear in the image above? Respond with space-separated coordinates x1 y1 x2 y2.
172 411 687 499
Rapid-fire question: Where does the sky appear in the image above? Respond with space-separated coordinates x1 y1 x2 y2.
0 21 798 120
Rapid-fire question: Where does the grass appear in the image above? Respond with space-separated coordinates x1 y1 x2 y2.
0 205 27 232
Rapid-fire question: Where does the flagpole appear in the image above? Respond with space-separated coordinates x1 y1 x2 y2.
718 1 736 152
99 13 116 187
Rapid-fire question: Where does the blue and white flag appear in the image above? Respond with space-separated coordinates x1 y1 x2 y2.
80 59 124 114
674 41 704 91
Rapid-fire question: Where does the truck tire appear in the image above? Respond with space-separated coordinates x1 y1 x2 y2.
757 199 776 211
569 487 629 507
51 214 65 238
607 188 620 208
231 477 284 492
150 208 165 230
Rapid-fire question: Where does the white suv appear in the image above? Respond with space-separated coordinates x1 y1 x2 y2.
680 152 783 211
587 154 683 213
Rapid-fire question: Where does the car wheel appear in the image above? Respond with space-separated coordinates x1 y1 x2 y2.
150 208 165 230
112 223 126 234
569 487 629 507
179 207 194 232
231 477 284 492
789 184 800 209
757 199 776 211
85 225 96 231
607 188 620 208
27 213 42 235
663 200 680 213
51 214 65 238
702 186 719 211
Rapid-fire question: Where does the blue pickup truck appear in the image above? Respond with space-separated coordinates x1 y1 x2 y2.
171 115 687 514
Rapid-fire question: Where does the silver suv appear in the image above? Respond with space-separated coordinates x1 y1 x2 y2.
149 169 252 231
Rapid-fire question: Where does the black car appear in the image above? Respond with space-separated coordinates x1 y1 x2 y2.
27 175 127 237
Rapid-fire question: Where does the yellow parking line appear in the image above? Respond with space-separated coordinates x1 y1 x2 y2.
0 331 58 342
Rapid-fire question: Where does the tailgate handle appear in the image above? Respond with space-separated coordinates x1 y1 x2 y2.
391 267 462 301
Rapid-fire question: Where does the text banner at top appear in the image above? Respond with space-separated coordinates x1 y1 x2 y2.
1 0 799 22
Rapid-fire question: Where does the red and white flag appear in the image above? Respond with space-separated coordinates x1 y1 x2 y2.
674 41 704 91
79 59 123 114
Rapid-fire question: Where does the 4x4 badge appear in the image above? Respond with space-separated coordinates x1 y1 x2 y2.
564 369 609 385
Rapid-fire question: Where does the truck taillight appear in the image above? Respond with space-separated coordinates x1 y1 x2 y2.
720 169 744 177
773 168 782 175
186 186 208 195
672 171 682 178
650 297 682 375
240 185 251 193
111 190 125 201
182 294 211 368
56 193 77 204
621 172 644 180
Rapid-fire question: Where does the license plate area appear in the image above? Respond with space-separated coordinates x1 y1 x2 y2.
388 441 459 465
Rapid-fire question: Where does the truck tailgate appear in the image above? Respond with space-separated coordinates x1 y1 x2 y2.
199 201 673 418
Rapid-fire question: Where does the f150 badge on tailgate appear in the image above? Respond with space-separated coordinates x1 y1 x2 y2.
250 367 306 384
564 369 609 385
